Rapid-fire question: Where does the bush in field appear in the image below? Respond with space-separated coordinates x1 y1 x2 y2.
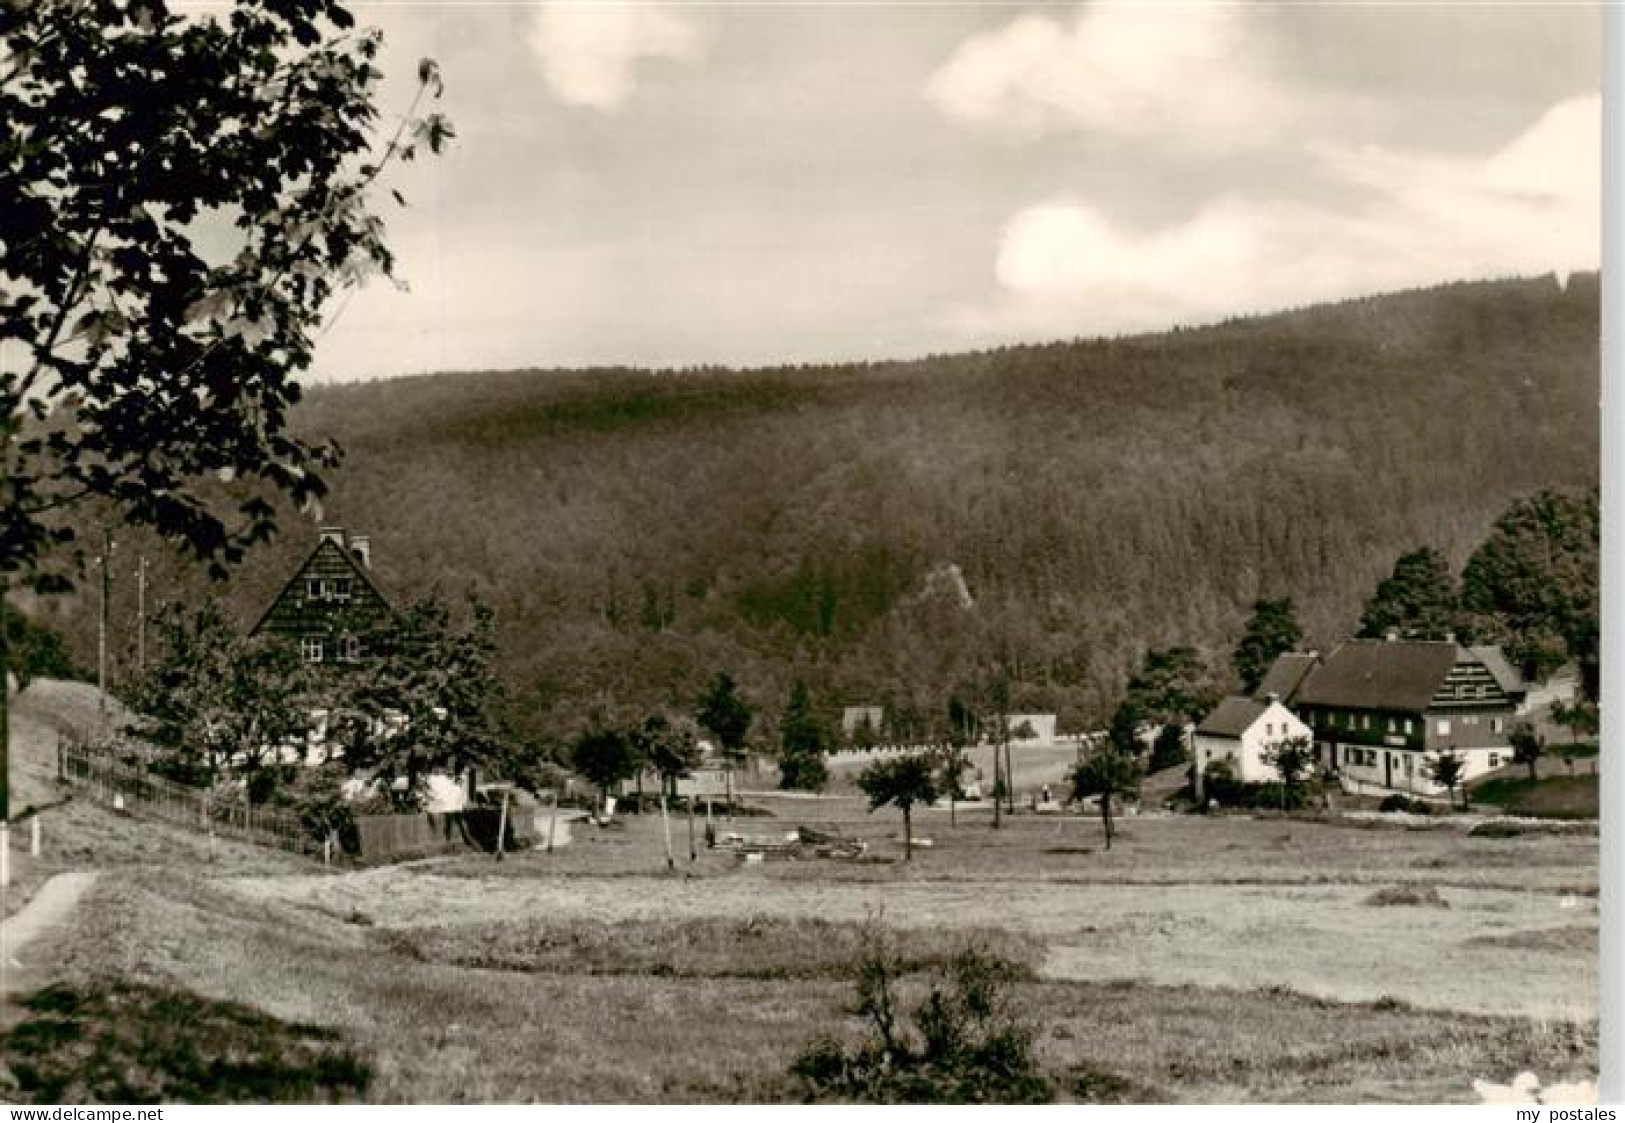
791 936 1051 1104
1364 884 1449 908
1378 794 1432 815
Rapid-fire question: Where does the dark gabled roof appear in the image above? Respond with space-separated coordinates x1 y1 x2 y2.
1254 653 1319 703
1196 696 1270 739
250 533 392 638
1470 646 1525 697
1293 639 1458 713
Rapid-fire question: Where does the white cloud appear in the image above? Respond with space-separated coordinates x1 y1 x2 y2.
925 3 1291 148
959 95 1599 340
527 4 700 110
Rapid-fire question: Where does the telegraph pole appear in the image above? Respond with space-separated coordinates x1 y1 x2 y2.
97 530 112 731
136 555 147 675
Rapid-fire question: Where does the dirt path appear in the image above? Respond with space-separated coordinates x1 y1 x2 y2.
1 871 99 996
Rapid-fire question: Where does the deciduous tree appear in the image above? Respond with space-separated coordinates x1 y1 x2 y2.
1425 750 1467 811
856 753 938 860
328 593 507 810
631 713 700 869
1260 734 1316 809
1070 749 1139 850
569 725 635 815
1460 490 1598 691
1357 547 1460 641
695 670 751 808
1509 723 1544 783
0 0 447 828
126 598 314 790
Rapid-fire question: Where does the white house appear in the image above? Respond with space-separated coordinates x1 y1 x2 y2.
1192 695 1312 786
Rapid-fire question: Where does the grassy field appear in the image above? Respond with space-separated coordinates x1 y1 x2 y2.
23 865 1596 1103
1469 775 1600 819
2 680 1600 1104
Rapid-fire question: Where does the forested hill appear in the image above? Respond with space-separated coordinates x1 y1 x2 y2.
47 274 1601 745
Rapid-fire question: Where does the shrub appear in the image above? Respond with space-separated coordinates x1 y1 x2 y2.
1470 820 1528 838
1379 795 1432 815
1364 884 1449 908
790 935 1052 1104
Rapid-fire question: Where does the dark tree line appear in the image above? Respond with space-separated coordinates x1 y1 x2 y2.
29 276 1600 747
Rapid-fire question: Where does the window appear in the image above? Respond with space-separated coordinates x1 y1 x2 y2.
300 637 324 663
333 577 353 602
1489 753 1501 768
1491 718 1504 734
1437 719 1451 736
1387 717 1396 733
1404 756 1413 775
1361 714 1371 730
306 577 325 600
1404 718 1414 735
1464 715 1478 726
1265 722 1274 737
340 635 362 663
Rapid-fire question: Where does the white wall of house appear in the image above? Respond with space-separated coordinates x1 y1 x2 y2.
1335 744 1506 799
1193 701 1312 784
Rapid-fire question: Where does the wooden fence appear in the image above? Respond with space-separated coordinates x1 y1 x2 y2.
56 740 568 864
60 740 319 855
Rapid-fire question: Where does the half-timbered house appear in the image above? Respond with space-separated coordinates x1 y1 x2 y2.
250 526 393 665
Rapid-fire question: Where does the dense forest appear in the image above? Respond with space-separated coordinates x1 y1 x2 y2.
28 274 1599 749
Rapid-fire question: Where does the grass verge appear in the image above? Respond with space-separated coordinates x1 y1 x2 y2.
0 979 370 1103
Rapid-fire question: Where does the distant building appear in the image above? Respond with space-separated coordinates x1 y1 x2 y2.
1193 695 1312 786
999 713 1057 744
250 526 393 665
841 706 885 740
1256 637 1525 798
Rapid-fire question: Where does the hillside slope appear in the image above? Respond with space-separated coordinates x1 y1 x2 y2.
29 275 1599 744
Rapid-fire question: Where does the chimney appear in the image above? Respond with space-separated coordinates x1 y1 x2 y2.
1265 692 1280 705
319 525 346 549
349 533 371 570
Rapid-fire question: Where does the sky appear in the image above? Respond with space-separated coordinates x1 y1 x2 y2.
308 1 1602 381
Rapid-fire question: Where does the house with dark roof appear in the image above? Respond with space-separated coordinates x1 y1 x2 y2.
1253 653 1318 704
1192 695 1312 787
250 526 393 666
1264 638 1524 798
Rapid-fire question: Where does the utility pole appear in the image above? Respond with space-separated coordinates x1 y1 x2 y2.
97 529 112 730
136 555 147 676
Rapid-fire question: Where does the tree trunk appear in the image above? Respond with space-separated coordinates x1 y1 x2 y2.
660 789 674 871
687 792 696 862
1101 791 1114 850
991 743 1002 831
903 804 912 860
1003 738 1015 815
